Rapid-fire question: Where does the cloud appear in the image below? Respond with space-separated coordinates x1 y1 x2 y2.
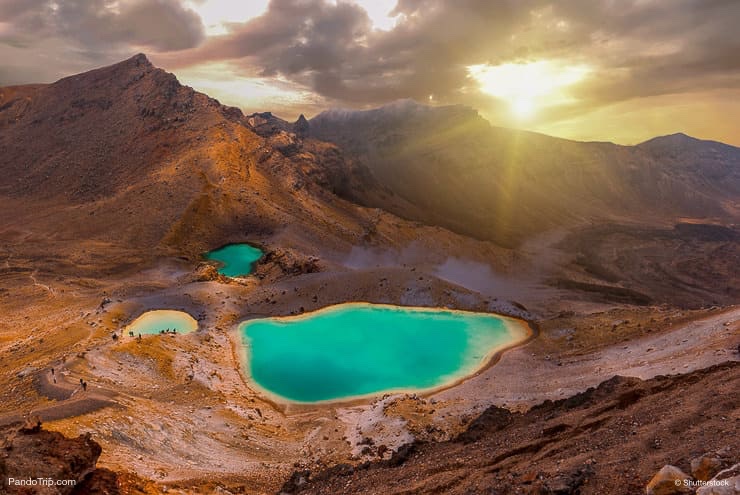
4 0 205 51
1 0 738 143
170 0 740 114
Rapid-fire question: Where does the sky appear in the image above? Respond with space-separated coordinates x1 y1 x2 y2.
1 0 739 145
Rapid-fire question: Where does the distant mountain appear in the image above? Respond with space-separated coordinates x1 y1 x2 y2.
310 101 740 247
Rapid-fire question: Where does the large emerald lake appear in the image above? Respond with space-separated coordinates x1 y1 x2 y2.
205 243 263 277
238 303 527 403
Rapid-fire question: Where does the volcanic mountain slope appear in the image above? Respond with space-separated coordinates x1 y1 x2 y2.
309 100 740 247
309 101 740 307
3 55 737 310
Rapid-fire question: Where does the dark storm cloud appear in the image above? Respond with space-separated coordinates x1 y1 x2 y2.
175 0 740 108
1 0 205 54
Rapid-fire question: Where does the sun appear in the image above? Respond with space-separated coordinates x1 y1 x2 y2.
467 61 589 119
511 97 535 118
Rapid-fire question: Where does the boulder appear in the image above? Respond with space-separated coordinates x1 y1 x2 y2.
692 451 733 481
193 263 225 282
695 476 739 495
697 463 740 495
646 465 693 495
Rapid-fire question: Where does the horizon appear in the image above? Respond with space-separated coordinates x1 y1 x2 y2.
2 1 739 146
5 51 737 150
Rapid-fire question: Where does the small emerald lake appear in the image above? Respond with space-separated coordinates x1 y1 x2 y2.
205 243 263 277
238 303 529 403
125 310 198 335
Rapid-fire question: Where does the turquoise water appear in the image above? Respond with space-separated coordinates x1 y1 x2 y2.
205 244 263 277
238 303 524 403
126 310 198 335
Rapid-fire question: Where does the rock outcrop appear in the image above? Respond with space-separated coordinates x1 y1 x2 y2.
1 423 105 494
645 465 693 494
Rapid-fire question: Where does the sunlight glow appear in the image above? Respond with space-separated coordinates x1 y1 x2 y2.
512 98 535 118
184 0 269 35
176 62 318 117
358 0 399 31
467 61 590 119
184 0 398 35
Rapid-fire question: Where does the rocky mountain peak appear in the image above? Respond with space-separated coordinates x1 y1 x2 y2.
51 52 159 95
127 52 154 67
0 53 250 204
294 113 309 137
638 132 698 147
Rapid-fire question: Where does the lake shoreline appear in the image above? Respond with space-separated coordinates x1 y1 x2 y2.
231 302 535 409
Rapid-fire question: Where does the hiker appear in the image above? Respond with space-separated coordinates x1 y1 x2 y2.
129 330 134 337
137 333 142 341
79 378 84 386
50 367 54 375
82 381 87 391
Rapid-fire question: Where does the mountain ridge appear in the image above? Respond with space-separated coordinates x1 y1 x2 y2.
309 98 740 247
311 99 740 150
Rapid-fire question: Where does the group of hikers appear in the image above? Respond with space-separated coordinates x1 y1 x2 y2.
47 368 86 391
111 328 178 339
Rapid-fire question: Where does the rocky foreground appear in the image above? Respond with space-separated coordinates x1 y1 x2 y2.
0 417 157 495
1 362 737 495
281 361 739 495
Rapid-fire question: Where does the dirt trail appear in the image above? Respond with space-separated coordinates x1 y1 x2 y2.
0 365 118 427
29 270 55 297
